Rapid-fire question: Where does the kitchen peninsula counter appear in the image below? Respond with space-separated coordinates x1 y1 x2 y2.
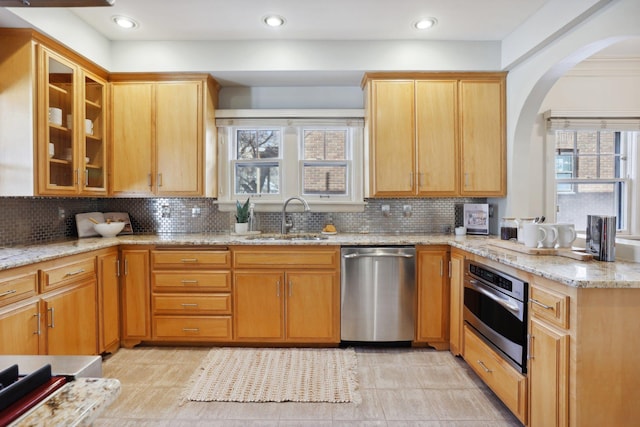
0 233 639 288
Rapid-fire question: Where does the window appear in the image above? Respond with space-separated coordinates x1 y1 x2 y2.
217 116 364 212
553 130 634 232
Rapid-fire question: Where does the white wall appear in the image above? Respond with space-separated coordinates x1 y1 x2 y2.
497 0 640 222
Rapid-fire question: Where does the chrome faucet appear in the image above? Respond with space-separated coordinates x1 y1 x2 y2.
281 196 310 234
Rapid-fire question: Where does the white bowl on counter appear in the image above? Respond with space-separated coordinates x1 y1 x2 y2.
94 222 125 238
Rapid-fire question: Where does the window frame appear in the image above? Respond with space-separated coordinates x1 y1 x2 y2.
216 115 365 213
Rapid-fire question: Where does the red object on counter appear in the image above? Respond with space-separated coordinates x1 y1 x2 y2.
0 376 67 426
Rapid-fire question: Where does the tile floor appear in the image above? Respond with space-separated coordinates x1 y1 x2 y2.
95 346 523 426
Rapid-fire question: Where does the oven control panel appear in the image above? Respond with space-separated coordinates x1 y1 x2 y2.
467 261 527 302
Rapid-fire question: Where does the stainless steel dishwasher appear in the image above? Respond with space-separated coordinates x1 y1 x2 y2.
340 246 416 342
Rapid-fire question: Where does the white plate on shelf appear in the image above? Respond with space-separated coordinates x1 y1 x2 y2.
231 230 262 236
321 231 338 235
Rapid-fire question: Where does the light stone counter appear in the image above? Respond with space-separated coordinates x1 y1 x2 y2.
10 377 120 426
1 233 639 288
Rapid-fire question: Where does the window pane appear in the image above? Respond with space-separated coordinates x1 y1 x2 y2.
304 130 346 160
303 164 347 195
236 130 280 160
235 163 280 194
556 182 622 231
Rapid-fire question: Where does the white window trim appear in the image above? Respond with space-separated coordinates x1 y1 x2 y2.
216 111 365 213
544 110 640 237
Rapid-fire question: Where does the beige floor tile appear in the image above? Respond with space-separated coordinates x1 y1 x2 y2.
277 401 336 420
331 390 385 421
376 388 440 420
371 365 424 389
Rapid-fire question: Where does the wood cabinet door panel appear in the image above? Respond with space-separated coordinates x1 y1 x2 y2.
448 250 465 356
111 83 153 195
369 80 416 196
121 249 150 340
416 248 449 346
285 271 339 342
155 82 202 195
234 271 283 340
98 251 120 353
415 80 458 195
0 299 41 354
529 319 569 427
459 80 505 196
44 279 97 355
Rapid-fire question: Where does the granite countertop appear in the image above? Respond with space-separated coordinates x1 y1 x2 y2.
1 233 639 289
10 377 120 426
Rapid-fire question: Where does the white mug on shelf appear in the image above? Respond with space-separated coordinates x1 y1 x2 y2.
523 223 546 248
48 107 62 125
555 223 577 248
538 224 559 248
85 119 94 135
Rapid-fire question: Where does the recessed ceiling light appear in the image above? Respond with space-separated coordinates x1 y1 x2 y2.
263 15 285 28
112 15 138 30
414 17 438 30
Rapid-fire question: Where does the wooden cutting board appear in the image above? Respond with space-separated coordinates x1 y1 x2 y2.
488 239 593 261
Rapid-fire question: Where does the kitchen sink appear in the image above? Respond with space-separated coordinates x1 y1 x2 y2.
244 233 328 241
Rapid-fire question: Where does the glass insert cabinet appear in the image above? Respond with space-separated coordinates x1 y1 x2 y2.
38 46 107 195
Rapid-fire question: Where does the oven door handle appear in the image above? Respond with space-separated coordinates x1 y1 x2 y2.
468 279 520 314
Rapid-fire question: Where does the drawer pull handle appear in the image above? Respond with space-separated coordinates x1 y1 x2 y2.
531 298 554 310
64 268 85 277
182 328 199 332
181 303 198 307
48 307 55 328
0 289 17 297
477 360 492 373
180 258 198 263
181 280 198 284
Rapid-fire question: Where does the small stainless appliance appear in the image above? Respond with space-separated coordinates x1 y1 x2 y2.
340 246 415 342
586 214 616 261
463 260 528 373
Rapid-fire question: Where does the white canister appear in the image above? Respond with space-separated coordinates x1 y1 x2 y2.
515 218 536 243
555 223 577 248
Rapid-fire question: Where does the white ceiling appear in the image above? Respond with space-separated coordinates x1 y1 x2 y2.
68 0 550 42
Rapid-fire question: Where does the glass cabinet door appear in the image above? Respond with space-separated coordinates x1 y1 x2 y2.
82 71 106 193
42 49 76 192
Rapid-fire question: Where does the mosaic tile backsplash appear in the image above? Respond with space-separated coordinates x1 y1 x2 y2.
0 196 485 247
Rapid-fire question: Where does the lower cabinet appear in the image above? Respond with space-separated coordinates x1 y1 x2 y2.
415 246 449 349
42 278 98 355
463 325 528 425
97 250 120 354
448 248 465 356
120 247 151 347
232 246 340 344
0 299 41 354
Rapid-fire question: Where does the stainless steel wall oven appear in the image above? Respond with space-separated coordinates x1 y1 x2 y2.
463 260 528 373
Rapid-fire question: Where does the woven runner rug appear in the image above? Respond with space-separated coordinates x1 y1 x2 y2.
183 347 360 404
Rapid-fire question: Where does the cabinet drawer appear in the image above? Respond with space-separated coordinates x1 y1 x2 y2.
0 272 37 307
233 247 339 268
463 326 527 425
152 272 231 292
153 294 231 314
530 285 569 329
152 250 231 269
154 316 232 340
40 257 96 291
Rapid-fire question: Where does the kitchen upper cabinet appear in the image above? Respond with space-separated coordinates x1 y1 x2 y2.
415 246 450 349
459 79 505 196
0 29 108 196
110 75 218 197
367 80 416 196
364 73 506 198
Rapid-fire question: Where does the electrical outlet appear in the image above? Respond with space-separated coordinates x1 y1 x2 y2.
161 204 170 218
381 205 391 217
403 205 412 217
192 206 201 217
58 207 65 219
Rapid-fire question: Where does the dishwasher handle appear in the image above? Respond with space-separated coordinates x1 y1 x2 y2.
342 252 414 259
